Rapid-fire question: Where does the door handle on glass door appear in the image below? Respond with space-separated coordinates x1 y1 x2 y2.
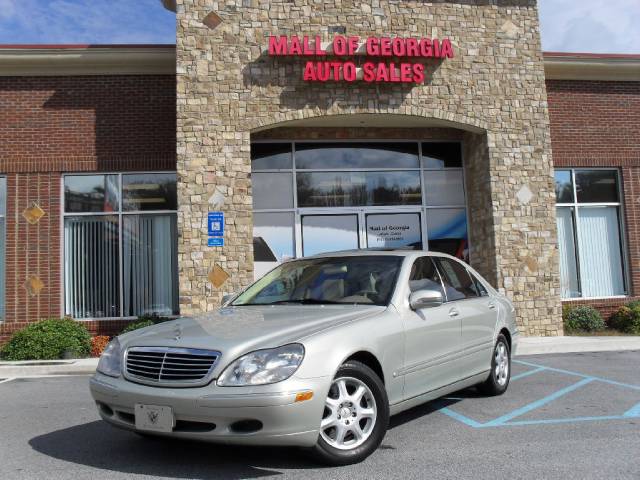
448 308 460 317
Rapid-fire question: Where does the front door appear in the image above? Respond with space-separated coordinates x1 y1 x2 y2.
402 255 462 399
433 257 498 378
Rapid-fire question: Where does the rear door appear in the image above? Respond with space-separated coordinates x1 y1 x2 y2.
402 256 462 399
433 257 498 378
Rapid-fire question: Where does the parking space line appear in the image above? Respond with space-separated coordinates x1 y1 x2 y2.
482 377 595 427
515 360 640 391
511 366 546 381
438 406 484 428
503 414 640 427
624 402 640 417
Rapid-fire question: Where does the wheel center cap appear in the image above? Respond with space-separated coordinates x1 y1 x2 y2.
340 407 351 418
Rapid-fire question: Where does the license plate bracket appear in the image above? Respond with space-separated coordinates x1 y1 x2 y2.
134 404 174 433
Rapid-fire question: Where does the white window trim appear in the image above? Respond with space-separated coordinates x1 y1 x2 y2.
60 171 178 321
555 167 630 300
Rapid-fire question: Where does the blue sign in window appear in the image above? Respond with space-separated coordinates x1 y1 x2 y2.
208 212 224 237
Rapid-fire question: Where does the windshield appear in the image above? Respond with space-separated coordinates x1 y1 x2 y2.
232 256 403 306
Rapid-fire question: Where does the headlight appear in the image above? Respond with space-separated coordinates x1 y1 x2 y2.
217 344 304 386
97 338 122 378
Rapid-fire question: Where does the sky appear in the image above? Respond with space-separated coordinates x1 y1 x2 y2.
0 0 638 54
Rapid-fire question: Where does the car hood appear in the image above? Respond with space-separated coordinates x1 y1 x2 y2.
121 304 385 363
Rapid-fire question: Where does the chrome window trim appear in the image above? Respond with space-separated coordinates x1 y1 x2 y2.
123 346 222 388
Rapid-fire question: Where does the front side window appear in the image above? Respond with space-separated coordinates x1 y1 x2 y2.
232 256 402 306
409 256 443 295
554 169 626 298
63 173 178 318
434 257 478 301
0 177 5 321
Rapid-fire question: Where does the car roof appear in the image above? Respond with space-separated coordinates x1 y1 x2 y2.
306 248 459 261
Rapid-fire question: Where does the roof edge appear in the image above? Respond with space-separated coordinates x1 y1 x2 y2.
0 45 176 76
543 52 640 81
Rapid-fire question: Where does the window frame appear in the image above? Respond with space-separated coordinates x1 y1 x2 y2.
60 171 179 320
251 139 468 260
0 176 6 323
555 167 629 300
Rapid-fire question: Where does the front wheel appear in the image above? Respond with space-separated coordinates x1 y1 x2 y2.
477 334 511 396
312 361 389 465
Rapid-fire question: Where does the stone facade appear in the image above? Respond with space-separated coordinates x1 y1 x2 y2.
176 0 562 335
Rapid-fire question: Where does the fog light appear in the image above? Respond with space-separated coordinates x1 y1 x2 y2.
295 390 314 402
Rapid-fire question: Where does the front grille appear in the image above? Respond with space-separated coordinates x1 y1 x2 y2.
125 347 220 387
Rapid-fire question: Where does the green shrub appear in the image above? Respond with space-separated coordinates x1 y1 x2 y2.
562 304 574 323
610 305 640 334
120 319 155 335
564 306 605 333
1 319 91 360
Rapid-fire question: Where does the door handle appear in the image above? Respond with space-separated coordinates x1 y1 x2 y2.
448 308 460 317
487 302 496 309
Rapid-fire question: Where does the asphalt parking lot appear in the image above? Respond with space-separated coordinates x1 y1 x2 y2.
1 351 639 480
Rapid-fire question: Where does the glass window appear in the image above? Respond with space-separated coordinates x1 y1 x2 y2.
576 207 625 297
251 143 292 170
422 142 462 169
64 216 121 318
252 172 294 209
64 175 119 213
434 257 478 301
232 256 403 306
295 143 419 169
424 170 465 206
122 215 179 316
297 171 421 207
554 170 574 203
0 177 5 321
253 212 295 280
471 274 488 296
64 172 178 318
366 213 422 249
426 208 468 261
556 207 580 298
555 169 626 299
409 256 443 295
302 215 359 256
122 173 177 211
575 170 619 203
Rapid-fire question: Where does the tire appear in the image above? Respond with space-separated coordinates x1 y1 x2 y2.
311 361 389 466
477 334 511 396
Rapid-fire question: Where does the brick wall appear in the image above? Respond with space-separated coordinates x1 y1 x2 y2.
0 75 176 344
547 79 640 321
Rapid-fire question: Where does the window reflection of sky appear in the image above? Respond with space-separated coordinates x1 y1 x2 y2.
295 143 419 169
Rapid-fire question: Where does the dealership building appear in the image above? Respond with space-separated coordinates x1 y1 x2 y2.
1 0 639 342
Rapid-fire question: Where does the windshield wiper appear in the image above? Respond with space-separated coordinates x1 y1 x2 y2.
238 299 346 306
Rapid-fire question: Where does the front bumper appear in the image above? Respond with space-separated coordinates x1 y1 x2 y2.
89 372 331 447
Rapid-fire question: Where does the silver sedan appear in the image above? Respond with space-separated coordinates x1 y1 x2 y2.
91 250 518 465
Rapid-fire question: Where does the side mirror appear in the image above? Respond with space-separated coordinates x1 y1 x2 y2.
409 288 444 310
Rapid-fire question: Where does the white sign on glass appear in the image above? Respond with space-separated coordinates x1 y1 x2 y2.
366 213 422 249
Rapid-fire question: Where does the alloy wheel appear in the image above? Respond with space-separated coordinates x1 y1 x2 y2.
494 342 509 386
320 376 377 450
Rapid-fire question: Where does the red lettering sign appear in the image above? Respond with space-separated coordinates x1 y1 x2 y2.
267 34 455 83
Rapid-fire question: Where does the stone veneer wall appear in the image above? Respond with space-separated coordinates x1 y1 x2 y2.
176 0 562 335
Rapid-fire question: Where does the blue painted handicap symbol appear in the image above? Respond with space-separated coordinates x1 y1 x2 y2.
208 212 224 236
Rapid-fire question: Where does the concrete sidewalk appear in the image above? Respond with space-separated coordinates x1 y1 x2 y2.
516 335 640 356
0 336 638 378
0 358 98 378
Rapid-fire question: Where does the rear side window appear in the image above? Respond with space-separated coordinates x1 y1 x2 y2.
434 258 479 301
409 256 444 296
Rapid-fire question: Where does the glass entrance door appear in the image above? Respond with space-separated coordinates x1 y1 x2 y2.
301 214 360 256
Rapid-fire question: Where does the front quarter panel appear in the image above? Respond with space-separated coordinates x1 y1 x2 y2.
293 307 405 406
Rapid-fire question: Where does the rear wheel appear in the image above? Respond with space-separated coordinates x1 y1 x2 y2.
312 361 389 465
478 334 510 396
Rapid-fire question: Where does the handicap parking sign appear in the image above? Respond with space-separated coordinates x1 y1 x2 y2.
208 212 224 237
